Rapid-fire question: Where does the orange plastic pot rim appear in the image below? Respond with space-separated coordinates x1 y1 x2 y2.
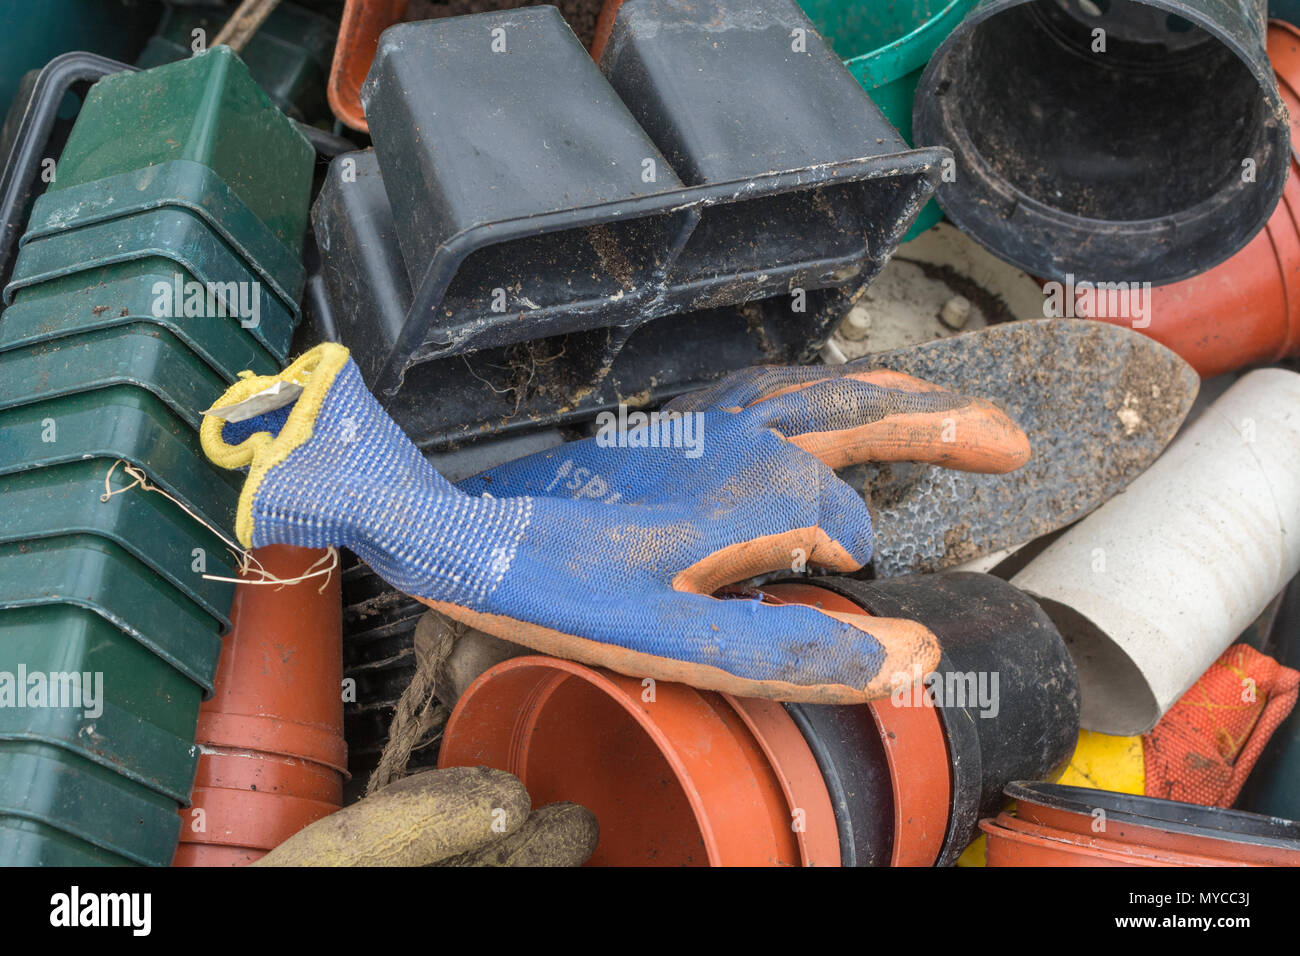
191 747 344 805
761 581 953 867
1013 796 1300 867
327 0 407 132
982 816 1249 868
172 843 266 867
722 694 841 867
180 786 339 851
442 655 803 866
196 711 349 777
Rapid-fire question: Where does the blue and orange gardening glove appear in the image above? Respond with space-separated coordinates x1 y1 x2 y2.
200 343 1029 704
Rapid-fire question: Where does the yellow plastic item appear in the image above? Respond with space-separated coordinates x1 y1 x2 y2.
1058 730 1145 794
956 834 986 867
956 731 1143 866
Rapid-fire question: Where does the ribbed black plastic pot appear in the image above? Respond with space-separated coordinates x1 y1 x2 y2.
913 0 1289 285
797 572 1081 866
353 0 946 403
311 148 862 448
783 701 893 867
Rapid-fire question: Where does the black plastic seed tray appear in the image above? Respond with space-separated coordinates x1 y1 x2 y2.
346 0 945 407
314 150 860 448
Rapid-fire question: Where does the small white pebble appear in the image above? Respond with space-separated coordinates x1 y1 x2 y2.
939 295 972 330
838 305 872 341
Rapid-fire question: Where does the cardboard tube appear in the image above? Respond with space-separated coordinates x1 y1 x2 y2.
1013 369 1300 735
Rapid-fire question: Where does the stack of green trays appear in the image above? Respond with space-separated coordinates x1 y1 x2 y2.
0 47 312 866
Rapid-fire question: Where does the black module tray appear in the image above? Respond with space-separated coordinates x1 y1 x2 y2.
321 0 945 440
314 149 869 447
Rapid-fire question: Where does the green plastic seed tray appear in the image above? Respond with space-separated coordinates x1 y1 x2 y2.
0 535 224 693
0 385 239 533
0 742 181 867
0 323 229 430
0 819 134 866
23 159 306 305
0 689 198 806
0 604 202 739
0 259 281 382
0 702 195 805
5 207 297 359
136 1 335 124
0 460 237 628
47 45 314 256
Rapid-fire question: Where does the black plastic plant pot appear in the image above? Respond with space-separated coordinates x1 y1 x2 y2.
354 0 945 399
596 0 941 314
783 701 893 867
311 150 413 370
804 572 1081 866
312 149 858 447
361 8 694 388
913 0 1289 285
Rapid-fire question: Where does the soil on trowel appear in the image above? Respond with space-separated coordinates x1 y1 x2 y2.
838 320 1201 576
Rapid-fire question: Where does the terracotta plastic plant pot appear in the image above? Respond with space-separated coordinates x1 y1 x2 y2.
1007 781 1300 866
980 815 1240 867
197 545 347 774
590 0 624 60
782 573 1080 866
190 749 343 806
438 656 839 866
1013 369 1300 735
1077 20 1300 378
981 819 1145 867
991 813 1253 866
327 0 406 132
171 843 264 868
763 583 951 867
179 787 339 853
174 545 345 866
719 694 841 867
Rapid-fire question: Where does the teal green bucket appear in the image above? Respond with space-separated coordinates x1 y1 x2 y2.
799 0 975 239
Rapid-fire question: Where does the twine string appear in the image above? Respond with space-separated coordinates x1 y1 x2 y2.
99 459 337 593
